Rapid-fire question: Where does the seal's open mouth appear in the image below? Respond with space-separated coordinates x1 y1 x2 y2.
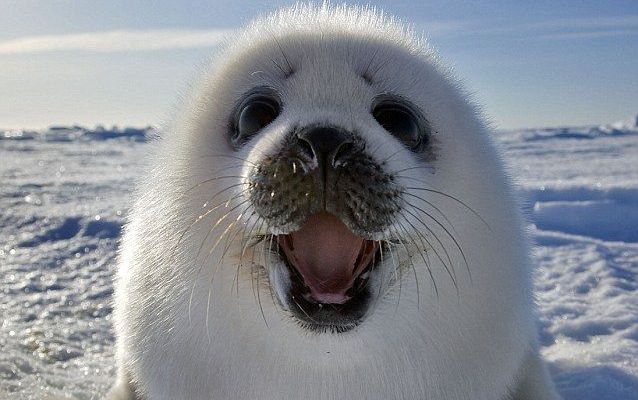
278 212 379 305
274 212 380 332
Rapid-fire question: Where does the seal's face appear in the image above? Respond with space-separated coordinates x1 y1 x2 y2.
201 37 442 334
183 30 478 335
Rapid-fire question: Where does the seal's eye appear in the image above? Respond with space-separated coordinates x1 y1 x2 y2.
373 103 423 151
232 95 280 146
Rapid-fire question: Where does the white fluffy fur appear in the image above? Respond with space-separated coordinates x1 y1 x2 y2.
108 4 561 400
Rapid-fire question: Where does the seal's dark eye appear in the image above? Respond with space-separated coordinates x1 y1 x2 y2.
373 103 422 150
233 95 280 145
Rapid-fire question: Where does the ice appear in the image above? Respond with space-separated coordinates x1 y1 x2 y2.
1 117 637 399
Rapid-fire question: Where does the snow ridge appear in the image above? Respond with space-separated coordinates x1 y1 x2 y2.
0 125 154 142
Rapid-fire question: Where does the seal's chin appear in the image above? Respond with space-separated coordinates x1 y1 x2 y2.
276 212 380 333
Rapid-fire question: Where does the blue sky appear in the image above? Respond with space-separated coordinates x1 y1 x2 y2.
1 0 637 129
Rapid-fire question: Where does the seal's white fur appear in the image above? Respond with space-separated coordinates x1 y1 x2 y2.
108 5 561 400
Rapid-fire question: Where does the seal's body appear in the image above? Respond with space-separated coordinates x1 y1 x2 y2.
108 5 560 400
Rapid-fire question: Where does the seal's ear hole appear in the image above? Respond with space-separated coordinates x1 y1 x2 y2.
232 93 280 146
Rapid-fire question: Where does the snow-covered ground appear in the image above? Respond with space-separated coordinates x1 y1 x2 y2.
1 119 637 399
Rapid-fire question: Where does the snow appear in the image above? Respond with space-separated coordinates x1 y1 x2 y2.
1 117 637 399
0 136 146 399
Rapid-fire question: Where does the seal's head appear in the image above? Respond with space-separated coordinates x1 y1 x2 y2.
159 4 523 340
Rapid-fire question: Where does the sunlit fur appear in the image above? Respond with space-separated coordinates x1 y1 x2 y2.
108 4 561 400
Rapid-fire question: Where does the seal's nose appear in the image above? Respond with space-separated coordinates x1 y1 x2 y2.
297 127 354 167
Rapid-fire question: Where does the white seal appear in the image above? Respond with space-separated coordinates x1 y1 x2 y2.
108 5 561 400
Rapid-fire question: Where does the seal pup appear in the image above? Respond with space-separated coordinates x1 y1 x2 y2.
108 4 561 400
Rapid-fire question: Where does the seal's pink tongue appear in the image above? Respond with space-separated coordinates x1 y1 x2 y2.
279 212 378 304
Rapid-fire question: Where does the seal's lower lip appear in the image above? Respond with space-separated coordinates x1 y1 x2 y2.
277 212 379 304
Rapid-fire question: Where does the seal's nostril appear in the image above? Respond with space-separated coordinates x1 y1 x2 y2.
333 141 355 165
298 137 315 159
296 127 352 167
